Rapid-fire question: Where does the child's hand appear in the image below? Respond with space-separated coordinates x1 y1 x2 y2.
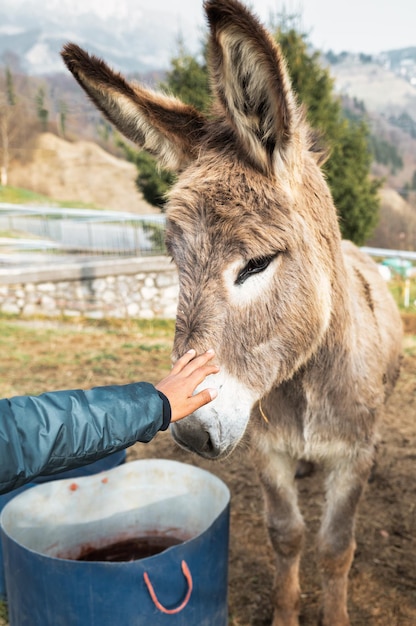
156 349 219 422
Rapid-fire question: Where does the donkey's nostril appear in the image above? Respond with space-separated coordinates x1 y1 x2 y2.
203 431 215 454
171 423 221 459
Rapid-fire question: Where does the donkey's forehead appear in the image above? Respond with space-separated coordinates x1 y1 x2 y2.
166 189 291 262
166 155 294 255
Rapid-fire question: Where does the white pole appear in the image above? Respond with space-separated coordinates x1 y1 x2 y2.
404 279 410 308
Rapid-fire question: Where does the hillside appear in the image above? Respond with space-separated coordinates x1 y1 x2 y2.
367 186 416 250
8 133 157 214
7 132 415 252
331 58 416 114
0 0 191 75
327 55 416 199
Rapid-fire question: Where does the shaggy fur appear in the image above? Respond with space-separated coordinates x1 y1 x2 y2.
62 2 402 624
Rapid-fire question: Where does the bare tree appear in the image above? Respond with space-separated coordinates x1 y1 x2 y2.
0 67 16 185
0 67 38 186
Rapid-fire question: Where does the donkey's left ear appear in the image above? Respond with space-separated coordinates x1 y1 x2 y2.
62 44 207 171
205 0 303 176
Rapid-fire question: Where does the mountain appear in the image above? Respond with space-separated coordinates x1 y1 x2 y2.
0 1 198 75
2 2 415 139
328 48 416 116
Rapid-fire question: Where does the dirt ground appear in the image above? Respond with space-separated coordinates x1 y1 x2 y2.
128 347 416 626
0 317 414 626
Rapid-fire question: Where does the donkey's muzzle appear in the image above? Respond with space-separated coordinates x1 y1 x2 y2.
171 422 222 459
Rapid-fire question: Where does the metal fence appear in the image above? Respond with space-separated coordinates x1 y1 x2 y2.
0 204 167 258
1 204 416 281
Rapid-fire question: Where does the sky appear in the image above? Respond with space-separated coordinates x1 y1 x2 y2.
174 0 415 55
5 0 416 57
69 0 416 56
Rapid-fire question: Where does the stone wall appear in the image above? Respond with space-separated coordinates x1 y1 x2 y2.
0 256 179 319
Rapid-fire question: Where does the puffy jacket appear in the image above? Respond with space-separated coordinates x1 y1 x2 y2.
0 382 171 494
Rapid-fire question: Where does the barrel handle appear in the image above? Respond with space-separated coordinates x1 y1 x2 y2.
143 559 193 614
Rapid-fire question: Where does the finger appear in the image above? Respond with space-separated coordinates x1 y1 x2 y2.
170 349 196 374
187 387 218 414
192 387 218 411
179 349 216 376
187 364 220 389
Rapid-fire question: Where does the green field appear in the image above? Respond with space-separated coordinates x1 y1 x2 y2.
0 185 102 210
0 317 175 399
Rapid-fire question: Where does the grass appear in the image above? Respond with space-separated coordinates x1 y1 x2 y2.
0 229 36 239
0 186 52 205
389 276 416 314
0 600 7 621
0 304 414 397
403 335 416 356
0 316 175 399
0 185 102 210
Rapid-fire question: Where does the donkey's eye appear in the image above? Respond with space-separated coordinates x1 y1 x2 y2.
235 254 276 286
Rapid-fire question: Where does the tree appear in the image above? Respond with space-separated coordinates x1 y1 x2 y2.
6 68 16 106
325 120 381 242
135 151 176 207
36 86 49 132
161 40 211 112
0 67 18 185
134 42 209 210
274 24 381 245
0 67 42 187
58 100 68 138
117 137 176 209
367 134 403 174
134 22 381 243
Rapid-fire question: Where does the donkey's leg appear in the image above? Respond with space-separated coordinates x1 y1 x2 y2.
318 454 372 626
258 452 305 626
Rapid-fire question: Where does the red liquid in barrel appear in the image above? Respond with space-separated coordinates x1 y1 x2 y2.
77 535 183 562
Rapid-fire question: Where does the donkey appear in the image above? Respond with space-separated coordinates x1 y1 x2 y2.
62 1 402 624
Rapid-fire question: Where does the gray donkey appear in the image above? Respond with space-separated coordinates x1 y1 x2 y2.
62 1 402 624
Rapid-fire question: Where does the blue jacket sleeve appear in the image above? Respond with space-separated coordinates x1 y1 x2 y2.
0 382 171 494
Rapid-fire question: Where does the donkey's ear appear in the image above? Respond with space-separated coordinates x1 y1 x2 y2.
205 0 302 175
61 44 206 171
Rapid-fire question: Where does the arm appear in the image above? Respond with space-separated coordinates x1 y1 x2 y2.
0 350 219 494
0 382 163 494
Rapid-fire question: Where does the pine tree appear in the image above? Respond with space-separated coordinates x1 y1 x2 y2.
135 151 176 208
117 137 175 209
0 67 41 187
58 100 68 137
36 86 49 132
6 68 16 106
134 42 209 210
275 25 381 245
0 67 18 185
162 40 211 112
133 23 381 243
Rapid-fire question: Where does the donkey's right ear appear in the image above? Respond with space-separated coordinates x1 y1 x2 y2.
204 0 302 177
61 44 207 171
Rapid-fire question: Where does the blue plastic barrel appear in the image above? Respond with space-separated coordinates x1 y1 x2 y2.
1 459 230 626
0 449 125 599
